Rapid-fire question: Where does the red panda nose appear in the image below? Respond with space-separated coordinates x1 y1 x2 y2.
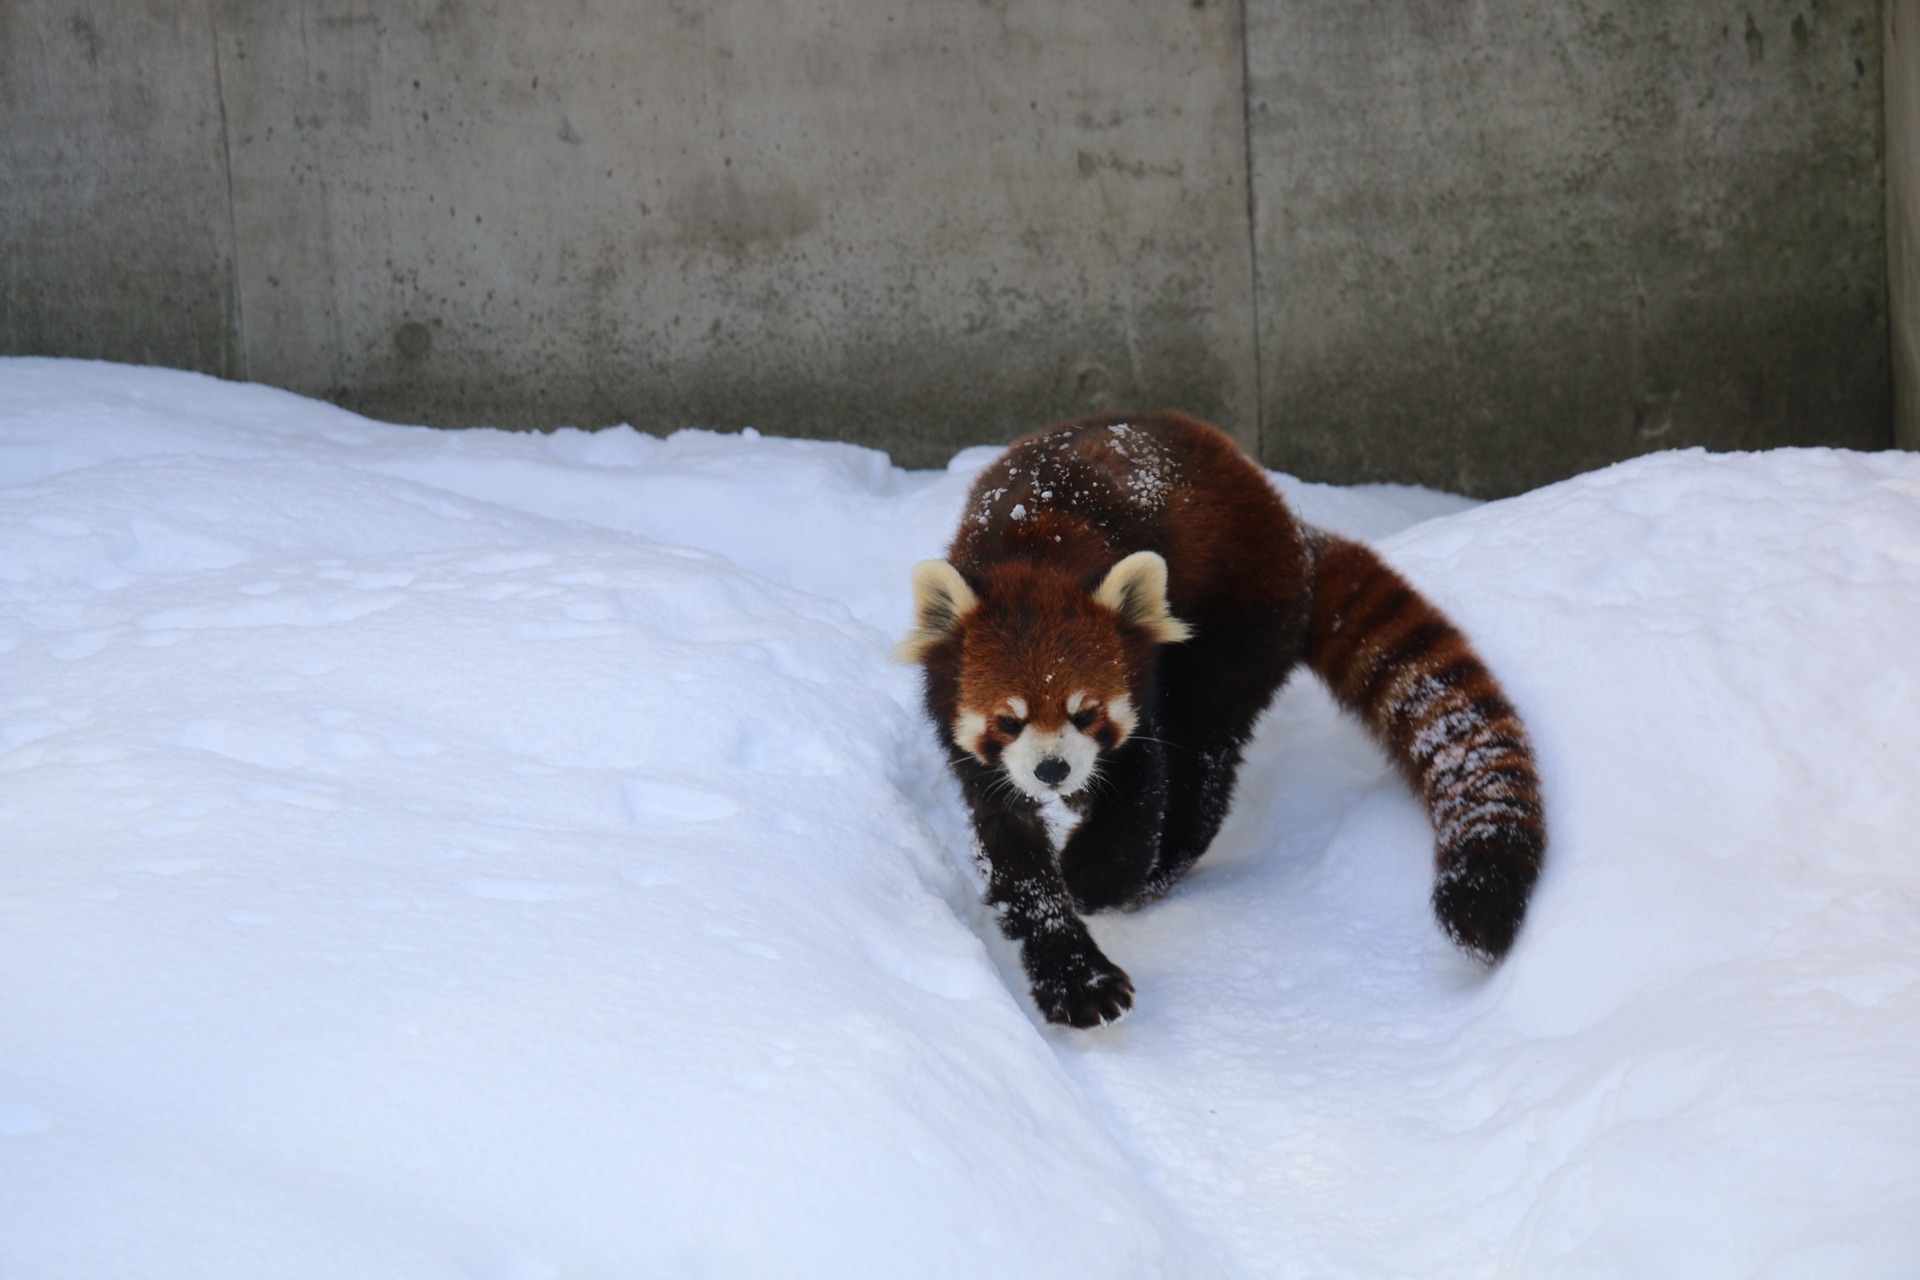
1034 757 1070 787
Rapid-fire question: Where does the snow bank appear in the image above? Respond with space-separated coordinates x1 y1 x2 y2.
0 363 1202 1277
2 359 1917 1277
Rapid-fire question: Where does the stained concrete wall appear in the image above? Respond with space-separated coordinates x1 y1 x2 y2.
1250 1 1888 493
0 5 239 375
204 1 1257 465
1893 0 1920 450
0 0 1892 494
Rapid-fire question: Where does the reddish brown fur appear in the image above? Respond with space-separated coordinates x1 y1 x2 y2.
906 412 1545 1025
947 417 1308 625
950 562 1142 727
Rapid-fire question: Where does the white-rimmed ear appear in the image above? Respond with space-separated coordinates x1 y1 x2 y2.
892 560 980 663
1093 551 1192 645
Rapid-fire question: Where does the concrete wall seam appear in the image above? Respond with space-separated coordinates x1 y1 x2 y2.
205 4 246 383
1234 0 1266 461
1892 0 1920 450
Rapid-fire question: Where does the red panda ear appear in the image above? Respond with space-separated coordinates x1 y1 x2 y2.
893 560 980 663
1093 551 1194 645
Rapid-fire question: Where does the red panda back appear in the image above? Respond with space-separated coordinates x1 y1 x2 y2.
950 413 1306 622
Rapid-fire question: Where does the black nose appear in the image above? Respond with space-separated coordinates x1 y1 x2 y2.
1034 756 1070 787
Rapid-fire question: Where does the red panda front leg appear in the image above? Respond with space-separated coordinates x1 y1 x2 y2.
954 756 1135 1027
1058 734 1169 912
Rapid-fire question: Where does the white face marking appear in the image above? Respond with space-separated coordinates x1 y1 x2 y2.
953 688 1138 793
953 709 987 754
1000 721 1103 801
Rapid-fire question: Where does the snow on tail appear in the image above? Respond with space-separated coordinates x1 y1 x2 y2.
1302 530 1545 960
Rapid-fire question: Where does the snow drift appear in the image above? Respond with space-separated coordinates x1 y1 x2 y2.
2 359 1916 1278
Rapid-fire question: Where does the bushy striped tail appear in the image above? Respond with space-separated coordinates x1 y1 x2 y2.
1302 531 1545 960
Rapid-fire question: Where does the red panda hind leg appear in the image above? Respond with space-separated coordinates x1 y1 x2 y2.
1139 607 1312 899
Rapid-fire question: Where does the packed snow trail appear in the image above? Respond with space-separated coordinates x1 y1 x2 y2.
1055 448 1920 1276
3 360 1918 1277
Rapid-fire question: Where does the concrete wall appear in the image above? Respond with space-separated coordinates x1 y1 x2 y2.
1250 1 1888 493
0 1 1892 494
0 5 239 375
1894 0 1920 450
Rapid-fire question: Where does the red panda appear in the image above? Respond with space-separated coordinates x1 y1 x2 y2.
897 412 1545 1027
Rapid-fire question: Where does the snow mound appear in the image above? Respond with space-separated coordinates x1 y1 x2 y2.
3 359 1918 1277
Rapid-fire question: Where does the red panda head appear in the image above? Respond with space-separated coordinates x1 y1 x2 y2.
895 551 1191 801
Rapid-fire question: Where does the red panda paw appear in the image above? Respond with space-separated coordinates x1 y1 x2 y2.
1028 943 1135 1028
1431 829 1543 963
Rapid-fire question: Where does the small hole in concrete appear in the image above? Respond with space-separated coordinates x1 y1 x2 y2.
395 322 432 361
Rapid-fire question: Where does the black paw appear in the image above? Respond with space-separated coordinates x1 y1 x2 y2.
1433 829 1543 962
1028 943 1135 1028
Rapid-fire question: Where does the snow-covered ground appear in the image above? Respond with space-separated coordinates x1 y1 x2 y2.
3 358 1918 1278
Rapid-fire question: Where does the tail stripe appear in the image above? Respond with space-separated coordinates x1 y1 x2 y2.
1304 531 1546 959
1359 620 1455 711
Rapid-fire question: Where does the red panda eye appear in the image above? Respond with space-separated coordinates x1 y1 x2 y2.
995 716 1023 735
1070 708 1099 730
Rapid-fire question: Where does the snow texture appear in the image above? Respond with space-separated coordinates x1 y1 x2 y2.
2 359 1918 1277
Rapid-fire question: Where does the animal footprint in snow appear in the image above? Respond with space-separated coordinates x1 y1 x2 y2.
0 1103 54 1136
623 779 739 825
28 516 90 538
460 550 553 574
139 592 403 632
729 721 846 776
463 878 607 904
